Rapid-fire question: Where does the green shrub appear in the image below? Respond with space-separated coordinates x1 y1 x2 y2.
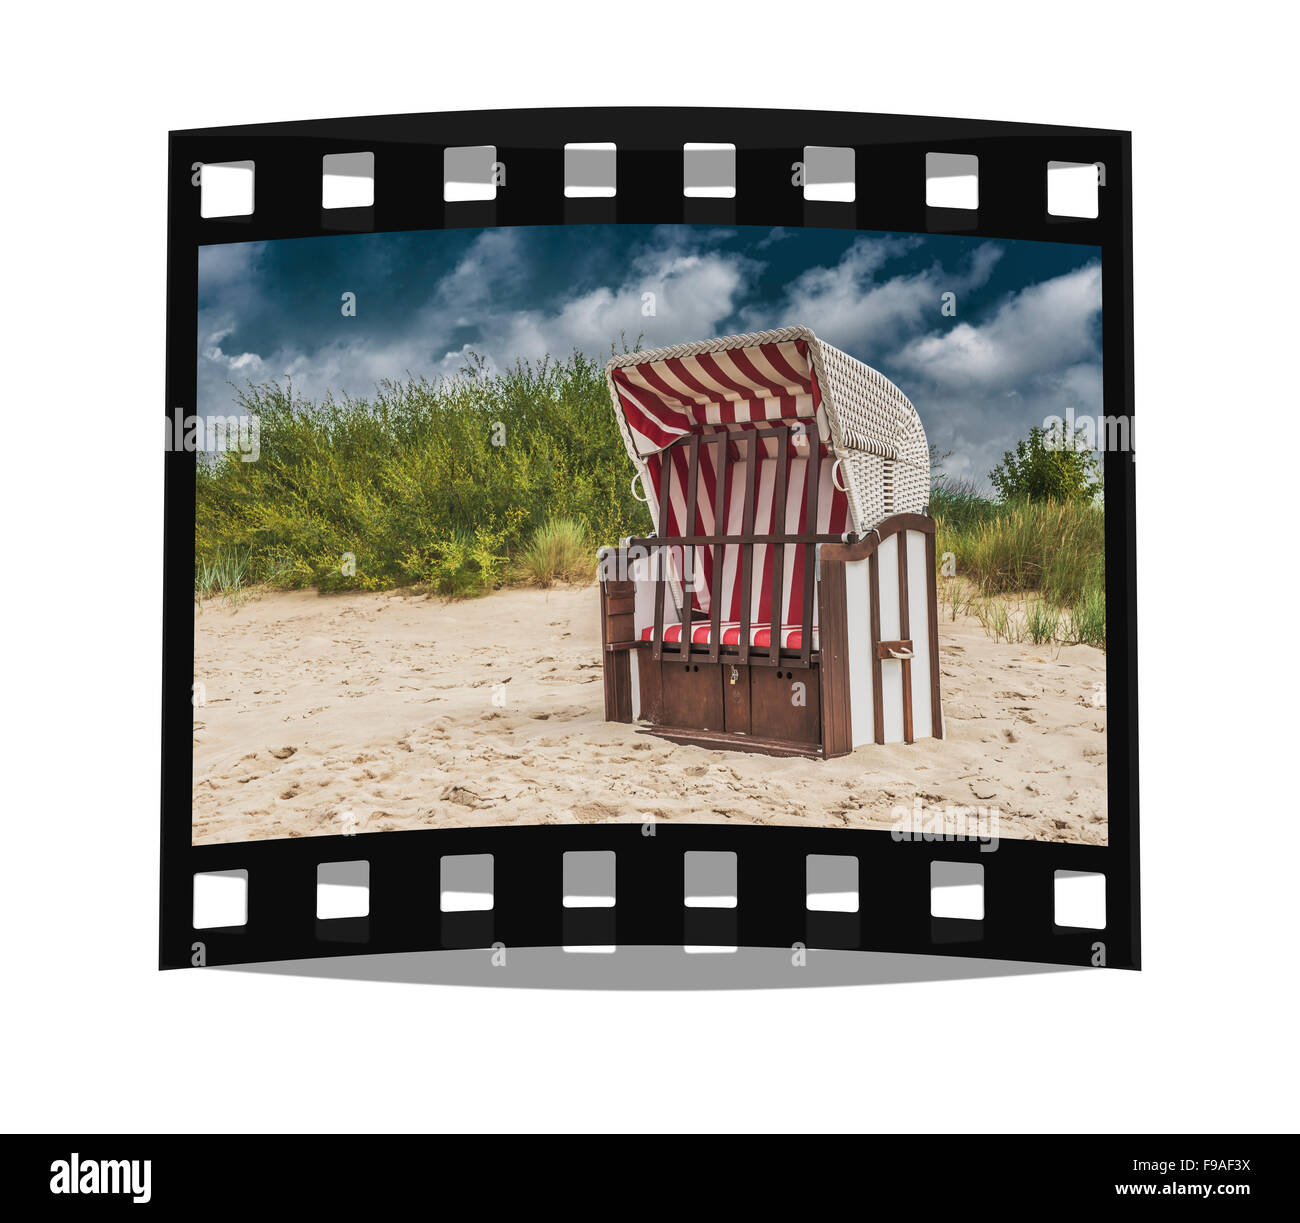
195 352 651 597
396 524 512 597
989 424 1100 503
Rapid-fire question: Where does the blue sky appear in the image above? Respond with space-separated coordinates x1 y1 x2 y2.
198 224 1102 491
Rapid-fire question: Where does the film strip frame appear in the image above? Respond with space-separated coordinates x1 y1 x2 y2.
162 107 1138 971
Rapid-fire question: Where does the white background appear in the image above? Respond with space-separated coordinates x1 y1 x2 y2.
1 1 1295 1133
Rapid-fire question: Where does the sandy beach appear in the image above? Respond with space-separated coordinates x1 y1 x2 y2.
192 584 1107 846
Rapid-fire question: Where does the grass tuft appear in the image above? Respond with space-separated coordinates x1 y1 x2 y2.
934 489 1105 649
518 517 592 586
195 547 251 607
1025 598 1062 645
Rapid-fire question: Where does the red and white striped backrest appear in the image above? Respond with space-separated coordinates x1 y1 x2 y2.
617 339 852 629
751 450 851 627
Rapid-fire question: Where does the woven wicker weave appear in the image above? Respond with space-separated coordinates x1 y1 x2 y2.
606 325 929 533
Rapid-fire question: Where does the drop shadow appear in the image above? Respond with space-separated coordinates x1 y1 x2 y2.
221 945 1081 991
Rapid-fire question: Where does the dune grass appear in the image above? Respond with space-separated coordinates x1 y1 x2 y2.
932 483 1105 648
517 517 593 586
194 547 252 608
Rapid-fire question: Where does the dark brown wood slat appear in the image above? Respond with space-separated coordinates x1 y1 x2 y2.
626 533 842 546
635 649 663 726
817 557 852 758
604 613 636 644
599 562 633 722
897 530 914 745
800 419 820 667
738 435 759 666
868 548 884 744
638 724 822 760
925 525 943 739
652 448 673 663
766 425 789 666
681 434 700 657
709 434 728 663
722 651 751 735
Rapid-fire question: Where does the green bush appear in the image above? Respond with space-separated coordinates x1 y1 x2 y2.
989 424 1100 503
195 352 652 598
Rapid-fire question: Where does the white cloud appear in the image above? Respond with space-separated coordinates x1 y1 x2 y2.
895 262 1102 390
482 227 758 361
196 227 762 414
741 236 1002 353
756 226 792 249
892 264 1104 491
432 228 523 312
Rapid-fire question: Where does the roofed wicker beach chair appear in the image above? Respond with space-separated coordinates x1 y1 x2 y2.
597 325 943 758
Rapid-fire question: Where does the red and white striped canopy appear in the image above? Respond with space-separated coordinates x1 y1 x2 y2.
610 337 851 627
611 338 826 456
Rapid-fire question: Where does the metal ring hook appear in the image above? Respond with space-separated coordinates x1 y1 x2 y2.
831 457 849 493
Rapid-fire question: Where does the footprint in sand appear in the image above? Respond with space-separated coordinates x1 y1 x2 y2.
441 785 482 808
572 800 621 824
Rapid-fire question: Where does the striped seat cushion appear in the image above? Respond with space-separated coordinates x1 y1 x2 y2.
640 622 815 651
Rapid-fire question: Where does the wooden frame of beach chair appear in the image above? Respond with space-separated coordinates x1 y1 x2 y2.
599 325 942 758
